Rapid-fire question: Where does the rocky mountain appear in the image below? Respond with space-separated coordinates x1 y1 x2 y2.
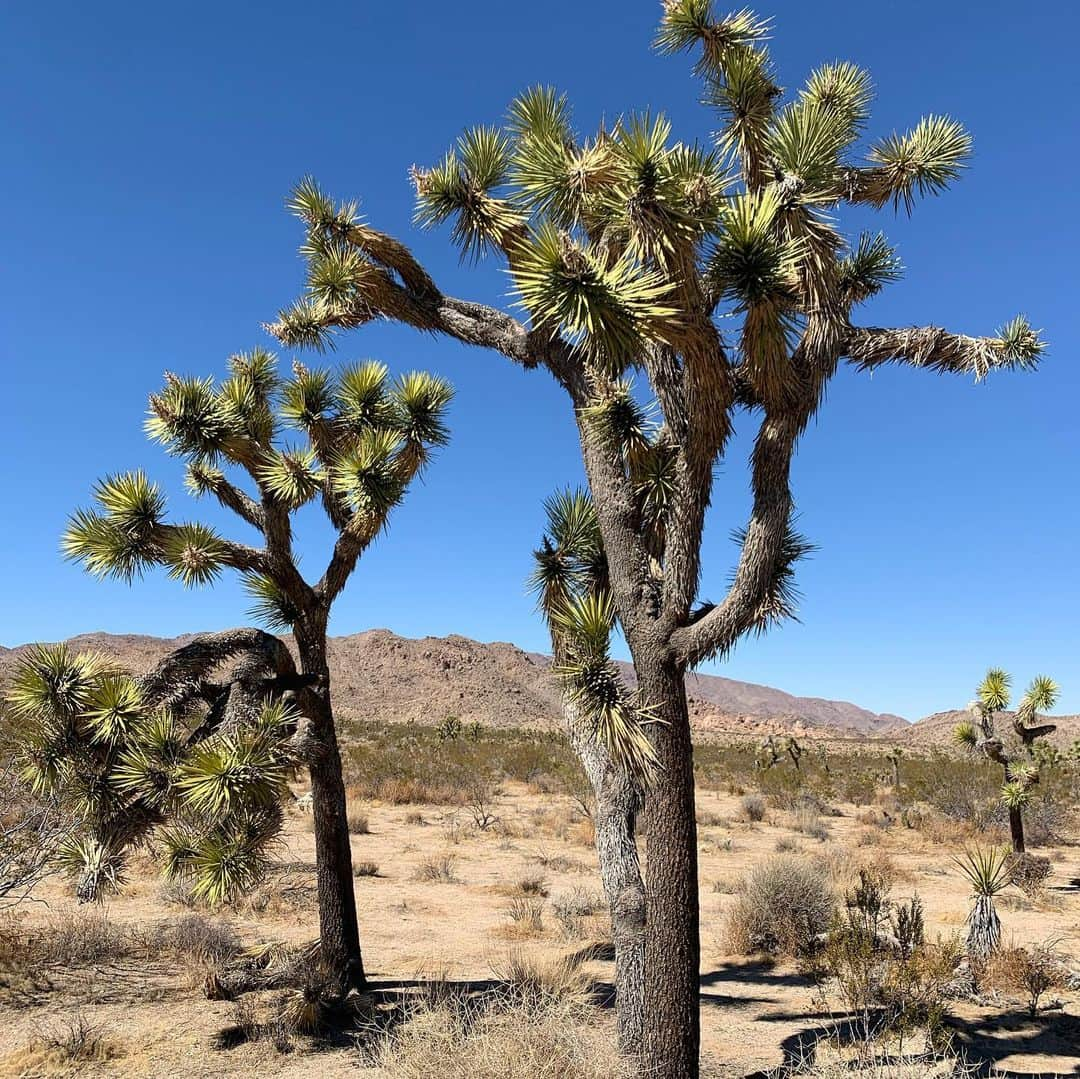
0 628 908 739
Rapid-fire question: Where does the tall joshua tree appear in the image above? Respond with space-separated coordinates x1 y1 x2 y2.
954 668 1059 853
531 489 656 1051
62 348 452 990
268 7 1044 1072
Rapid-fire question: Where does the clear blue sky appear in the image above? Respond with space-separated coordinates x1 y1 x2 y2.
3 1 1077 720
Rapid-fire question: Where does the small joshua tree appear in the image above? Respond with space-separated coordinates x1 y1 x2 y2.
61 348 452 990
9 630 303 904
954 668 1059 853
531 489 657 1050
886 747 903 790
955 846 1012 965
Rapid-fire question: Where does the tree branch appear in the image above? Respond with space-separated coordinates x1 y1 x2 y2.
268 234 581 390
844 324 1040 381
204 474 265 533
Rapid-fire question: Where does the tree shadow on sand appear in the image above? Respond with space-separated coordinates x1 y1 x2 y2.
739 1004 1079 1079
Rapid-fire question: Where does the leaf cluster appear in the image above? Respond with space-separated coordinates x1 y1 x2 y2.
7 644 298 904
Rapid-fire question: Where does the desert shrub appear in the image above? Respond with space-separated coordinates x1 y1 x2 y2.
1006 852 1052 897
515 875 549 897
415 854 458 883
27 909 133 967
739 793 766 822
354 861 380 878
339 720 581 805
348 810 371 835
723 855 836 958
468 781 500 831
824 872 959 1054
157 913 240 966
405 810 426 825
984 941 1066 1015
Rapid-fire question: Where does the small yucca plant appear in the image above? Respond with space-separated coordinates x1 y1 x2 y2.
954 846 1013 962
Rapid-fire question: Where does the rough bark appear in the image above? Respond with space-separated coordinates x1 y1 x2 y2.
563 697 646 1055
295 627 365 992
638 651 699 1079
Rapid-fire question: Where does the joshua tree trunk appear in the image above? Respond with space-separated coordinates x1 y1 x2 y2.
1008 805 1026 854
295 624 365 992
638 652 700 1079
564 702 646 1054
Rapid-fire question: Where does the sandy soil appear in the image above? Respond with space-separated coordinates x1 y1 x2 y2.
2 784 1078 1078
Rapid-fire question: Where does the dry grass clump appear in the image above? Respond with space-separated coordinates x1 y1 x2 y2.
793 805 830 841
531 850 588 875
1 1013 125 1074
550 888 606 940
499 897 545 939
366 997 624 1078
415 853 458 883
159 912 241 966
365 950 615 1076
354 861 380 877
348 809 371 834
722 854 835 958
0 909 134 970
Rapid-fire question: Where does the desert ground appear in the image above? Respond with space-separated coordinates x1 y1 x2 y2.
2 774 1078 1078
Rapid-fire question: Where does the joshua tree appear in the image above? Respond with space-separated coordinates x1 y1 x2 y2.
267 7 1044 1071
756 733 802 772
954 668 1059 853
955 846 1012 965
8 630 304 903
886 747 903 790
61 349 452 990
531 489 656 1051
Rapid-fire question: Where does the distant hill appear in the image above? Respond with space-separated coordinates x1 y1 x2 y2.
0 629 908 740
899 708 1080 750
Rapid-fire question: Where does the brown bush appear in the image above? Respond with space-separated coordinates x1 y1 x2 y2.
722 855 836 958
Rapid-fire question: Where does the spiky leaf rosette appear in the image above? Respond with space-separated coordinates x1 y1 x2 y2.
954 846 1013 898
511 223 679 376
550 593 661 783
413 126 524 259
1018 675 1058 719
243 573 300 630
977 668 1011 713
